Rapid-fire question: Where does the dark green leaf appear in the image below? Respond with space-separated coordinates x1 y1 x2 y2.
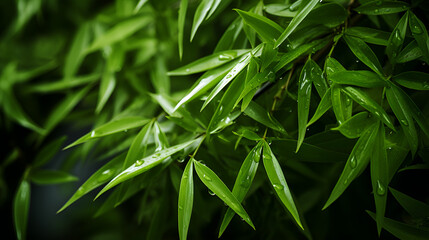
190 0 213 41
390 187 429 218
30 169 78 185
244 101 286 134
64 23 91 79
13 178 31 240
297 59 313 152
330 70 387 88
343 35 384 76
264 3 296 17
307 88 332 126
301 3 347 28
394 71 429 90
355 1 409 15
332 112 377 139
330 84 352 125
397 40 423 63
386 11 408 65
178 0 188 59
178 160 194 240
27 74 99 93
409 12 429 64
346 27 390 46
235 9 283 44
33 137 66 168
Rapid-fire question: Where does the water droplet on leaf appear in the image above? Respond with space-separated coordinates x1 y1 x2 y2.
273 184 284 190
203 174 212 181
136 160 144 166
376 180 386 196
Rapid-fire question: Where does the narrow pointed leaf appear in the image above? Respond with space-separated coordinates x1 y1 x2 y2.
244 101 286 134
297 59 313 152
409 12 429 63
123 122 153 169
190 0 213 41
342 86 395 130
397 40 423 63
307 88 332 126
13 179 30 240
262 140 303 229
355 1 409 15
332 112 377 139
178 160 194 240
330 70 387 88
330 84 350 125
178 0 188 59
64 117 149 149
386 12 408 65
96 138 201 199
275 0 319 48
28 74 99 93
30 170 78 185
323 123 379 209
96 72 116 113
64 23 91 79
394 71 429 90
193 159 255 229
389 187 429 218
346 27 390 46
168 49 249 76
235 9 283 44
33 137 66 168
344 35 384 76
219 141 263 236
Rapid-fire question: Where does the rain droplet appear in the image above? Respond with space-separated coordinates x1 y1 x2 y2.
374 9 379 13
350 156 357 168
98 169 113 181
77 187 85 195
135 160 144 166
177 158 185 163
203 174 212 181
273 184 284 190
411 25 423 34
400 119 409 126
226 74 232 79
91 131 95 137
218 54 234 60
241 176 251 188
208 190 216 196
178 205 184 210
376 180 386 196
185 68 190 72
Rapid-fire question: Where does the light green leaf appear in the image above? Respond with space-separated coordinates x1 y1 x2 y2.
13 178 31 240
235 9 283 44
64 23 91 79
27 74 99 93
386 11 408 65
64 117 149 149
178 160 194 240
307 88 332 127
190 0 213 41
343 35 384 76
332 112 377 139
297 58 313 152
389 187 429 218
214 17 243 52
386 85 418 155
275 0 319 48
394 71 429 90
168 49 250 76
244 101 287 134
262 140 303 229
96 72 116 113
87 15 151 52
30 169 78 185
342 86 395 130
193 159 255 229
178 0 188 59
367 211 429 240
219 141 263 236
329 70 387 88
323 123 379 209
408 12 429 64
260 43 277 72
370 123 388 234
355 1 409 15
236 70 274 110
264 3 296 17
95 138 201 199
346 27 390 46
122 121 153 169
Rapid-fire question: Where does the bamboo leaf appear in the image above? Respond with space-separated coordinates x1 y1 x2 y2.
13 178 31 240
332 112 377 139
178 160 194 240
397 40 423 63
193 159 255 229
30 169 78 185
355 1 409 15
96 72 116 113
389 187 429 218
408 11 429 64
394 71 429 90
190 0 213 41
262 140 303 229
307 88 332 127
329 70 387 88
235 9 283 44
346 27 390 46
297 59 313 152
178 0 188 59
386 12 408 65
244 101 287 134
343 35 384 76
33 137 66 168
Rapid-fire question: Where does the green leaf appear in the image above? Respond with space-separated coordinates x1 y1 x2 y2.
193 159 255 229
173 61 236 110
367 211 429 240
301 2 347 28
397 40 423 63
123 121 153 169
330 84 352 124
64 117 149 149
235 9 283 44
332 112 377 139
96 71 116 113
202 45 263 110
214 17 243 52
325 57 346 77
87 15 151 52
244 101 287 134
264 3 296 17
323 123 379 209
297 59 313 152
346 27 390 46
95 138 201 199
219 141 263 236
178 160 194 240
33 137 66 168
408 11 429 63
386 85 418 155
236 70 274 109
151 56 170 95
57 153 125 213
275 0 319 48
27 74 99 93
343 35 384 76
307 88 332 126
64 23 91 79
190 0 213 41
262 140 303 229
342 86 395 130
178 0 188 59
260 43 277 72
307 60 328 97
30 169 78 185
207 71 245 134
330 70 387 88
355 1 409 15
370 123 388 234
14 179 31 240
386 12 408 65
394 71 429 90
389 187 429 218
168 49 250 76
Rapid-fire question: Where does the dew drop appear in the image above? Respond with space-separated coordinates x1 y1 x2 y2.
98 169 113 181
77 187 85 195
178 205 184 210
185 68 190 72
91 131 95 137
218 54 234 60
400 119 409 126
350 155 357 168
241 176 251 188
374 9 379 13
208 190 216 196
203 174 212 181
177 158 185 163
376 180 386 196
135 160 144 166
273 184 284 190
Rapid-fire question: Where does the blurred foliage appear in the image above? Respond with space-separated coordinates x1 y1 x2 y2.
1 0 429 239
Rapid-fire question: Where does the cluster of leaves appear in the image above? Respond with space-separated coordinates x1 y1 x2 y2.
1 0 429 239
